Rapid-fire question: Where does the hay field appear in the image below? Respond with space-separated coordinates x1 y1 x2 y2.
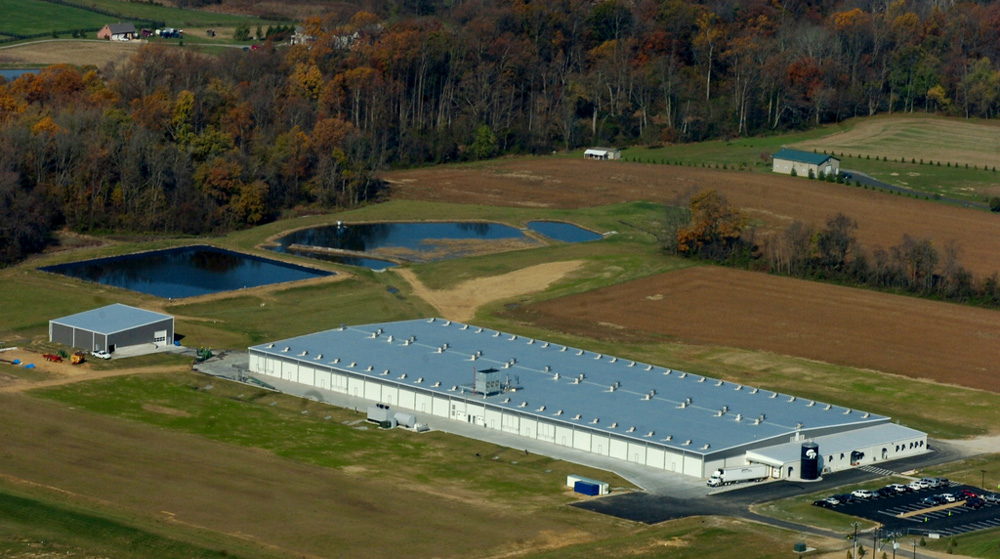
386 159 1000 277
791 116 1000 169
519 266 1000 393
0 39 142 67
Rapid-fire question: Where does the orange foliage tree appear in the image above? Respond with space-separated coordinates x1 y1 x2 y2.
676 190 747 260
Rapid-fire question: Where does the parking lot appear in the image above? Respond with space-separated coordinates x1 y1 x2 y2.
824 483 1000 537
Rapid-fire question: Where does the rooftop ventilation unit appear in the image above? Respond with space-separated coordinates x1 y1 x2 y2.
590 418 599 424
750 387 759 394
503 397 510 403
722 405 728 413
844 409 852 415
470 354 477 361
509 335 517 341
769 392 778 398
376 328 382 335
686 397 692 404
432 381 440 387
450 386 458 391
679 402 687 409
679 372 687 378
716 380 724 387
502 363 510 369
642 394 652 401
646 365 653 371
314 354 323 360
369 332 377 339
735 414 742 421
553 373 560 380
435 347 443 354
410 336 416 342
476 350 482 357
541 342 549 348
386 336 393 343
573 414 581 420
608 385 616 392
299 350 308 356
399 373 407 379
460 324 468 330
610 357 617 363
475 328 483 333
527 339 534 344
863 412 870 418
701 444 710 450
415 377 423 383
403 340 410 346
595 353 602 360
759 413 766 421
381 369 389 375
715 410 723 417
663 435 673 441
788 396 795 402
752 419 760 425
824 404 831 410
646 431 654 437
544 365 551 372
572 378 580 385
536 405 545 412
629 361 636 367
610 422 618 428
554 410 562 416
683 440 691 446
282 347 290 352
560 346 567 352
519 401 527 408
333 358 340 363
796 422 803 429
349 362 357 367
366 365 373 371
626 426 635 433
698 377 706 383
267 343 274 348
427 318 435 323
577 350 584 356
734 385 742 390
807 400 815 406
663 369 671 375
443 321 451 326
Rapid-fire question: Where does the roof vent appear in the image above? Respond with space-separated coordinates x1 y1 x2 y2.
299 350 308 356
577 350 584 356
541 342 549 348
646 365 653 371
470 354 477 361
715 410 723 417
432 381 440 387
824 404 831 410
683 440 691 446
722 405 728 413
519 401 527 408
769 392 778 399
493 331 500 337
796 422 803 429
508 358 515 365
436 347 443 354
734 385 742 390
610 422 618 428
349 362 357 367
591 418 599 424
553 373 560 380
679 402 687 409
642 394 651 401
594 353 602 360
664 435 673 441
415 377 423 383
460 324 468 330
663 369 671 375
788 396 795 402
527 339 534 344
369 332 377 339
579 373 586 380
863 412 870 418
752 419 760 425
844 408 852 415
503 397 510 403
646 431 654 437
626 426 635 433
554 410 562 416
450 386 458 391
536 405 545 412
807 400 815 406
381 369 389 375
399 373 406 379
629 361 636 367
386 335 393 343
509 335 517 341
282 347 290 352
572 378 580 384
573 414 581 420
410 336 416 342
403 340 410 346
686 397 692 404
333 358 340 363
475 327 483 333
701 444 710 450
544 365 551 372
608 385 616 392
750 387 759 394
267 343 274 348
679 372 687 378
698 377 706 383
443 320 451 326
366 365 373 371
560 346 567 352
476 350 482 357
609 357 617 363
502 363 510 369
735 414 742 421
376 328 382 335
314 354 322 360
716 380 724 387
428 318 435 323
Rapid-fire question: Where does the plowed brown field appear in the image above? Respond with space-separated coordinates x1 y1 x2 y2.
521 266 1000 392
386 159 1000 277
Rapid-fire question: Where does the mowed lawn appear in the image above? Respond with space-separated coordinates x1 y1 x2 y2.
0 0 109 34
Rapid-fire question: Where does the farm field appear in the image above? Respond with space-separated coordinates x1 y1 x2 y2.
0 39 141 68
517 266 1000 393
0 0 109 35
386 157 1000 278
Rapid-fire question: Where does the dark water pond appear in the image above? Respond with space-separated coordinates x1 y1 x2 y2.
268 222 526 269
526 221 602 243
0 69 40 81
40 245 332 299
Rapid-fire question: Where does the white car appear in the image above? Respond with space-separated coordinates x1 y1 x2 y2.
852 489 874 499
908 481 924 491
889 483 908 493
91 349 112 360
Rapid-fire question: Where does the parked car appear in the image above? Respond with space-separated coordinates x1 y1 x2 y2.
888 483 909 493
922 478 942 488
91 349 111 360
876 487 896 498
957 489 978 500
908 481 926 491
981 493 1000 504
921 495 944 506
813 499 833 508
834 494 856 504
966 497 985 509
852 489 875 499
938 493 956 503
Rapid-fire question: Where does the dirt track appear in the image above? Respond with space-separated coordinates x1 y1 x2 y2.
386 159 1000 277
520 266 1000 392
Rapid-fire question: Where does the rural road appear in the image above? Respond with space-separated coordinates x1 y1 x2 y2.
841 168 985 209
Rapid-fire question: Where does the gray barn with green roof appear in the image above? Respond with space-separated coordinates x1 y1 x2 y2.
773 148 840 177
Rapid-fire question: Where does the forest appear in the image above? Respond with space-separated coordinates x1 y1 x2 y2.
4 0 1000 265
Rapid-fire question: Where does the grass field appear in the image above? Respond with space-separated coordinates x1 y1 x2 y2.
0 0 110 35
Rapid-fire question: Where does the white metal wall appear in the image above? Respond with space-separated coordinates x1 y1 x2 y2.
249 351 708 477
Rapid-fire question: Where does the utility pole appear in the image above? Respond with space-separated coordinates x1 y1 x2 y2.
852 522 862 559
910 539 918 559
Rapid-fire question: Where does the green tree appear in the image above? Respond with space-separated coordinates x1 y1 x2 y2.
470 124 497 160
989 197 1000 212
233 24 250 41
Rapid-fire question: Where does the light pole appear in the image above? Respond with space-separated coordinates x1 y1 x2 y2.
852 522 862 559
910 539 918 559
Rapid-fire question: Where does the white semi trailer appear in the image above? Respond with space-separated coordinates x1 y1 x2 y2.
706 464 769 487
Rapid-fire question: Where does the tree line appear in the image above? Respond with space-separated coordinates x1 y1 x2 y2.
670 191 1000 308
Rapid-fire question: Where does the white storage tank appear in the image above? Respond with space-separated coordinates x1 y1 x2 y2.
394 412 418 428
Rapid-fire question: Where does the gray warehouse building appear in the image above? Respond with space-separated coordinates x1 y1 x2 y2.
50 304 174 353
249 319 927 481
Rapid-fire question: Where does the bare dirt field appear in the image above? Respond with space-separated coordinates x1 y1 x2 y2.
386 159 1000 277
517 266 1000 392
392 260 584 322
0 40 141 68
0 392 593 559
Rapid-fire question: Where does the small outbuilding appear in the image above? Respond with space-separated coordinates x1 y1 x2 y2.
772 148 840 177
584 147 621 160
97 23 138 41
49 304 174 353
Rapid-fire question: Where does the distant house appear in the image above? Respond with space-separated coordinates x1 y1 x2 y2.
584 147 621 160
97 22 137 41
291 25 315 45
772 148 840 177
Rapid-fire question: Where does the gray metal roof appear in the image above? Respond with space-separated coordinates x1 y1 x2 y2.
773 148 838 166
250 319 890 456
51 304 172 334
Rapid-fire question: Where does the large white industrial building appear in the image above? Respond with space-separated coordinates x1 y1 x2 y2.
248 319 927 480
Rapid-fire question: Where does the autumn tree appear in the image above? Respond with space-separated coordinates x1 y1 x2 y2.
676 190 748 261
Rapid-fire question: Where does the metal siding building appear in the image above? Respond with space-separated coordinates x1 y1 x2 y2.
772 148 840 177
248 319 927 480
49 304 174 353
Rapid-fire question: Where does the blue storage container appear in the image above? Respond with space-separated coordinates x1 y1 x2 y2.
574 481 600 496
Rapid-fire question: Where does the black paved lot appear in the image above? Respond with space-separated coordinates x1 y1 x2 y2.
571 492 720 524
825 485 1000 537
